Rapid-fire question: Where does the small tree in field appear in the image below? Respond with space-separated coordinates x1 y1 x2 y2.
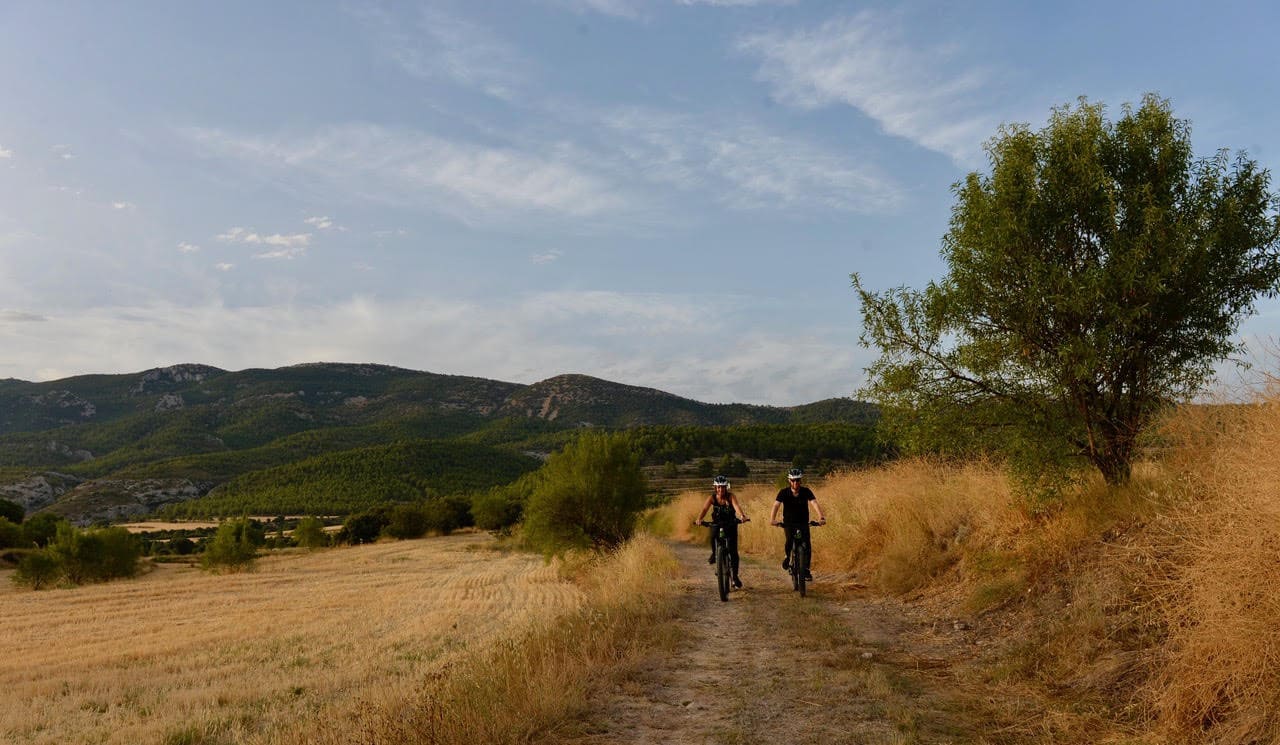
201 519 258 571
854 95 1280 487
13 551 62 590
292 517 328 548
523 432 647 553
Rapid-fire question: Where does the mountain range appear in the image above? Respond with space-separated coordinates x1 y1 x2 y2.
0 363 877 524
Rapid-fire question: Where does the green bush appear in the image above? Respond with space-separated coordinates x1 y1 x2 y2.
13 550 62 590
170 536 197 555
0 498 23 524
383 504 430 540
0 517 26 549
201 519 258 571
473 472 538 532
22 513 65 548
523 432 647 554
292 517 328 548
47 524 141 583
340 510 389 545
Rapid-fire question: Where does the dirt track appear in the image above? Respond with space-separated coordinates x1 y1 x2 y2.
562 541 981 745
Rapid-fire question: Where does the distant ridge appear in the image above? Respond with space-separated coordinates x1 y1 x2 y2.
0 363 878 524
0 363 875 435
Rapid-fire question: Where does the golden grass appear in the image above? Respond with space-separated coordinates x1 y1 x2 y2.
1 535 586 745
286 533 683 745
1149 381 1280 743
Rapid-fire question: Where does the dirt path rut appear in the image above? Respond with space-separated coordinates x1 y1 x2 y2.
563 542 979 745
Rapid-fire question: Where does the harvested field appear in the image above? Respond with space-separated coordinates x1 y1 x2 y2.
1 535 583 745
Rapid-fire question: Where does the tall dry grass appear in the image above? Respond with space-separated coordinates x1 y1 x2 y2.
1150 381 1280 743
664 460 1024 592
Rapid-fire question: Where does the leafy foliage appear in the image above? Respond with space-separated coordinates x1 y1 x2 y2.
523 432 648 553
200 519 259 571
47 523 142 583
292 516 328 548
165 440 540 517
854 95 1280 486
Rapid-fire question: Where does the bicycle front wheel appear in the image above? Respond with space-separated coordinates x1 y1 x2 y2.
716 545 730 601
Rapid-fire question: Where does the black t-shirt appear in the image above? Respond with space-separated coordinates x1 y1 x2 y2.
710 495 737 526
775 485 815 524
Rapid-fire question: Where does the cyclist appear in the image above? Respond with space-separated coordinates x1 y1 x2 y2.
694 475 748 589
769 468 826 581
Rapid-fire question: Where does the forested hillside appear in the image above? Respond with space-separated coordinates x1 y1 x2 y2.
0 363 880 523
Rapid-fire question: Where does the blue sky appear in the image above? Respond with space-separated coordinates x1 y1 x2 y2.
1 1 1277 404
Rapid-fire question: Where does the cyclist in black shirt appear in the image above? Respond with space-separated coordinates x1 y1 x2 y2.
769 468 826 581
694 475 748 588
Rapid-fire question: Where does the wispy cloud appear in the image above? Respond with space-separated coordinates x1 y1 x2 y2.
252 246 307 260
52 144 75 160
348 4 529 100
601 107 903 213
186 125 628 222
177 242 200 253
216 227 311 248
0 309 47 323
739 10 1003 166
214 263 234 271
531 249 563 264
111 201 136 211
0 146 12 159
304 215 338 230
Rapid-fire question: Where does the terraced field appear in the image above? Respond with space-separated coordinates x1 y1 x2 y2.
1 535 583 745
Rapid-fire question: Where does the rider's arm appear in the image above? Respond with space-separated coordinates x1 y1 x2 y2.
694 495 713 523
769 500 782 525
730 493 747 521
811 497 827 523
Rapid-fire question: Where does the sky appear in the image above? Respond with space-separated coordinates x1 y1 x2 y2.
1 0 1278 405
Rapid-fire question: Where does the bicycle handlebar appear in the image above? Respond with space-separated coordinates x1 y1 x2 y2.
696 518 749 527
773 520 824 527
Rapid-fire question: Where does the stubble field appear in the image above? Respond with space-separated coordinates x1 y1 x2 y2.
1 534 584 745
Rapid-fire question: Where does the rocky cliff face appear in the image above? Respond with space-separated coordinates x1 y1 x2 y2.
0 472 83 512
44 479 210 525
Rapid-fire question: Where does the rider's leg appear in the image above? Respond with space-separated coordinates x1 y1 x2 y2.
708 526 716 564
782 530 794 569
727 525 741 586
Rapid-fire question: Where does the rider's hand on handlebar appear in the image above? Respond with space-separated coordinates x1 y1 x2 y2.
771 520 781 526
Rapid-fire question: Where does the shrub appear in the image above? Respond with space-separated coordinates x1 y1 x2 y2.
201 519 258 571
22 513 65 548
523 432 647 553
340 510 389 545
170 536 197 555
472 483 527 532
46 524 141 583
0 517 26 549
0 497 23 524
383 504 430 540
292 517 328 548
13 550 62 590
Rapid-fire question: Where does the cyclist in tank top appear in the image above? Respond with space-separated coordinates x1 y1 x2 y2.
694 475 748 588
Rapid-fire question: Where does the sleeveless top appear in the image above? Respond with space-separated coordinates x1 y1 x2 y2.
710 494 737 526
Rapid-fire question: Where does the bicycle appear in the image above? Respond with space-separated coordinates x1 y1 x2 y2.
698 518 747 601
775 521 822 597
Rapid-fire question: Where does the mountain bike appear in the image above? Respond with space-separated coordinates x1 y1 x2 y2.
699 518 746 601
776 521 822 598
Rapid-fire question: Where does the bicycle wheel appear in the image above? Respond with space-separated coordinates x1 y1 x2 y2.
790 541 802 592
716 542 730 602
797 542 808 598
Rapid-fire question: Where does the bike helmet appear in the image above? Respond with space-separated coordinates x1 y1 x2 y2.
712 475 730 488
786 468 804 481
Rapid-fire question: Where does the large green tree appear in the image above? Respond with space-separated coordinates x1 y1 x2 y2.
854 95 1280 486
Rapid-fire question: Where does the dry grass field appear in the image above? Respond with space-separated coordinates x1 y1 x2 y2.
1 534 586 745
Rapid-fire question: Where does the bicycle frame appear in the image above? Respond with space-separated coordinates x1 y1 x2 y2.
777 521 820 597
